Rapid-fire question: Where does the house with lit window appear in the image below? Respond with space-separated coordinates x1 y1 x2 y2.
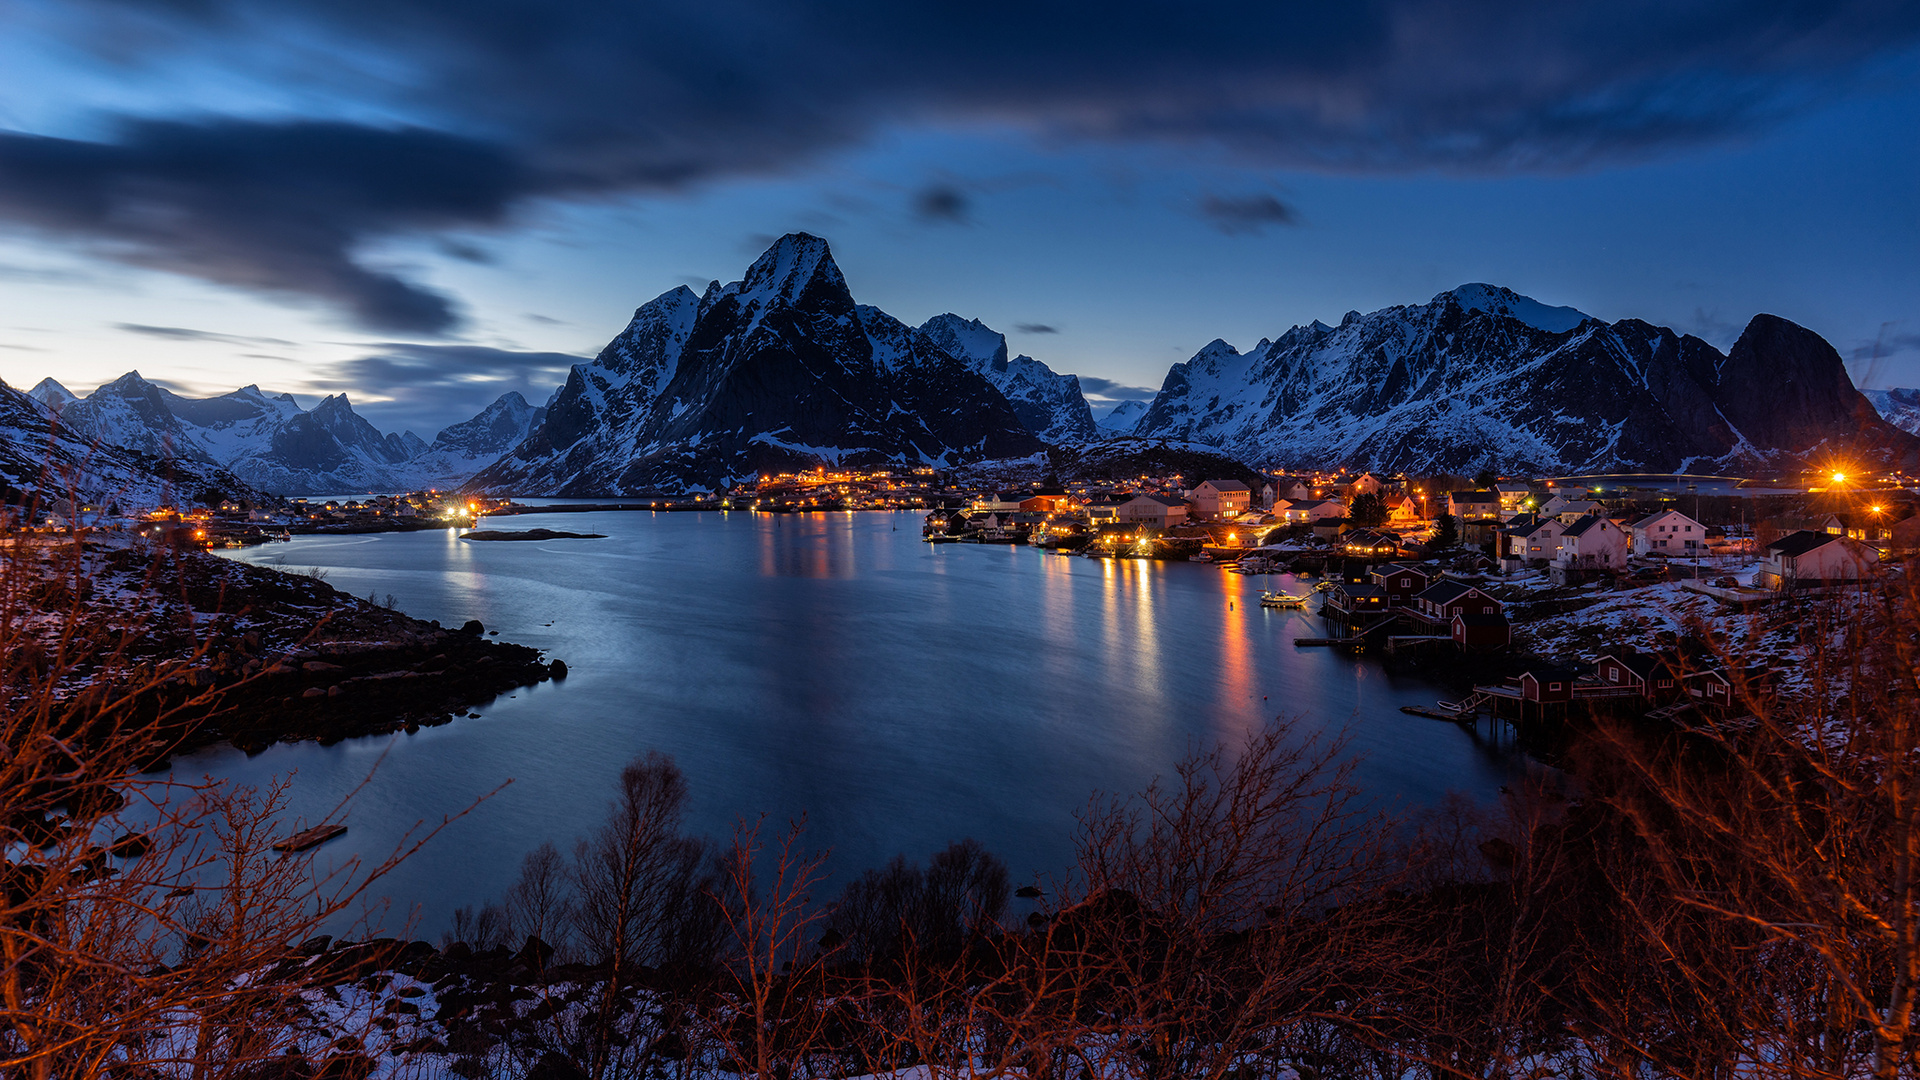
1756 530 1879 590
1187 479 1251 519
1447 490 1500 521
1117 493 1190 529
1550 513 1628 583
1630 509 1706 557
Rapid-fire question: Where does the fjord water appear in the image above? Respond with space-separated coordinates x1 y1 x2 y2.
192 511 1528 934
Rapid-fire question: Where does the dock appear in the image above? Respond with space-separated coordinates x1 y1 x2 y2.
273 823 347 854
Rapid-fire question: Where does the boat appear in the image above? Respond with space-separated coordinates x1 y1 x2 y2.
1259 591 1308 608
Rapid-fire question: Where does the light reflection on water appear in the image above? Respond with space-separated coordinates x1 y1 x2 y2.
186 511 1533 936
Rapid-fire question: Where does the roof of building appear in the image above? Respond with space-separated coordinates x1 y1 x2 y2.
1371 562 1431 578
1451 490 1499 504
1596 651 1674 681
1200 479 1250 491
1561 513 1609 537
1452 612 1510 627
1124 493 1190 508
1518 664 1583 682
1766 529 1843 557
1416 579 1485 606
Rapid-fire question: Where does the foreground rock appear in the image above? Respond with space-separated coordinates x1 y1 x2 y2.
460 528 604 541
22 537 560 753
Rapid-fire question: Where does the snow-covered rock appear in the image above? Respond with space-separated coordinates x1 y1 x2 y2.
1864 388 1920 436
1094 399 1148 435
917 314 1097 443
391 392 547 491
472 234 1041 494
1129 287 1916 474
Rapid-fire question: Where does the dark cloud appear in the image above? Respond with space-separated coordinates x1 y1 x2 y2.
1075 375 1158 401
1014 323 1059 334
913 184 971 224
437 239 494 264
116 322 296 347
5 1 1915 328
316 341 583 434
0 121 535 334
1199 193 1299 234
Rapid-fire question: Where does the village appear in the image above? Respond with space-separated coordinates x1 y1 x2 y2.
916 465 1912 734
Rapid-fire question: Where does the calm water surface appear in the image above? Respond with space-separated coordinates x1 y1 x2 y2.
190 510 1529 934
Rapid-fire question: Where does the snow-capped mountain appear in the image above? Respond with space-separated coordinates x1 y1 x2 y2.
1865 388 1920 437
917 314 1097 443
1095 399 1148 435
28 378 77 412
471 233 1042 494
39 372 544 495
0 378 261 509
1129 284 1915 474
396 392 547 491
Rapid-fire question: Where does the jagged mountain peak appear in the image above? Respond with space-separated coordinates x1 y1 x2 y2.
1441 283 1591 334
728 232 850 315
919 313 1011 369
28 377 76 408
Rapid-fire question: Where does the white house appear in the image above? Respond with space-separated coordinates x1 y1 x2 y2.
1551 513 1628 579
1118 493 1190 529
1757 530 1879 590
1279 498 1346 524
1493 484 1533 515
1504 516 1569 566
1540 494 1603 521
1631 509 1707 557
1188 479 1251 519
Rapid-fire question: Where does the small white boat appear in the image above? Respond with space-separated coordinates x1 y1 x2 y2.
1260 591 1308 609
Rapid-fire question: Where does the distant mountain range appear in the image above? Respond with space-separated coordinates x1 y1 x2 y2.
13 232 1916 499
28 374 542 496
1124 283 1916 475
0 378 261 508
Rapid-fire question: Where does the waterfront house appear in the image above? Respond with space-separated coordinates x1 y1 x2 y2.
1085 496 1128 525
1412 579 1503 623
1118 493 1190 529
1188 480 1252 519
1593 651 1684 702
1756 530 1880 590
1341 529 1401 557
1451 611 1511 651
1517 665 1581 705
1447 490 1500 521
1630 509 1706 557
1325 581 1390 619
1369 562 1433 606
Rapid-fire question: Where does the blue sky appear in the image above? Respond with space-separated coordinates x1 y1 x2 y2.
1 1 1916 437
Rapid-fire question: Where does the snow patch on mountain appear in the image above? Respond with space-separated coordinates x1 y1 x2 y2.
1094 399 1148 435
1865 388 1920 436
1446 284 1592 334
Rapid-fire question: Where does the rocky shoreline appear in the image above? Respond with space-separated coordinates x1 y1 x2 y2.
24 537 564 756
